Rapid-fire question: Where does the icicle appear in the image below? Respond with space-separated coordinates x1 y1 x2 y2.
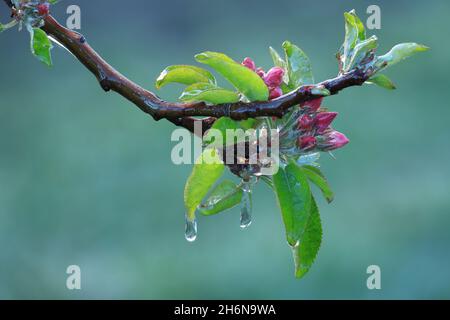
240 181 253 229
184 215 198 242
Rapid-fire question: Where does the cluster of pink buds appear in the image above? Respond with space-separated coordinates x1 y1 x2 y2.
242 58 284 100
241 57 349 155
296 98 349 152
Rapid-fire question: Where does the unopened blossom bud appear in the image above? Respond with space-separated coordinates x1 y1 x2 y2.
298 114 315 131
315 112 338 133
264 67 285 88
37 3 50 16
242 57 256 71
256 67 265 78
298 136 317 151
320 131 349 151
269 87 283 100
301 98 323 112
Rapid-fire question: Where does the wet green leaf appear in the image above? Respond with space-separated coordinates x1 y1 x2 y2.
273 161 312 246
184 149 225 220
367 74 396 90
292 196 322 278
347 9 366 42
156 65 216 89
203 117 239 147
31 28 53 67
195 51 269 101
377 43 429 70
179 83 240 104
302 165 334 203
282 41 314 88
348 35 378 70
199 180 243 216
339 10 367 72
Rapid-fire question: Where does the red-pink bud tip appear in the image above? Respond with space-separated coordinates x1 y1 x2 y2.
269 87 283 100
298 136 317 151
315 112 338 133
263 67 285 89
37 3 50 16
242 57 256 71
301 98 323 112
298 114 315 131
256 67 266 78
323 131 349 151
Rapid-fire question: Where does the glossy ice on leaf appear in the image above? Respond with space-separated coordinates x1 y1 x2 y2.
31 28 53 67
273 161 312 246
302 165 334 203
156 65 216 89
282 41 314 88
184 149 225 222
366 74 396 90
376 43 429 70
179 83 240 104
195 51 269 101
199 180 243 216
292 197 322 278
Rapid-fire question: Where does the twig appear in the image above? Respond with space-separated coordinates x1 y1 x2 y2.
3 1 371 135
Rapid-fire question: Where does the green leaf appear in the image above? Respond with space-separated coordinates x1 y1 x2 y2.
377 43 429 69
199 180 243 216
339 10 366 72
195 51 269 101
31 28 53 67
184 149 225 220
0 20 18 33
179 83 240 104
155 65 216 89
292 196 322 278
310 86 330 96
302 165 334 203
238 119 257 130
347 35 378 71
203 117 239 148
367 74 396 90
282 41 314 88
347 9 366 42
273 161 312 246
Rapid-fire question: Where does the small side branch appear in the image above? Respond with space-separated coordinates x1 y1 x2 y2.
3 1 372 135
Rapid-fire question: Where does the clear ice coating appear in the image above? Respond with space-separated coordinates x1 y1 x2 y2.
297 153 320 166
184 215 198 242
240 182 253 229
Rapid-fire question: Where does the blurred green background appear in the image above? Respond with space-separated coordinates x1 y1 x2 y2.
0 0 449 299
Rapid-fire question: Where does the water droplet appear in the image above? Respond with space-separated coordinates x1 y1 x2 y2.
185 216 198 242
240 182 253 229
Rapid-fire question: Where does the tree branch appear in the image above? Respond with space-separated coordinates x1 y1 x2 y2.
4 2 371 135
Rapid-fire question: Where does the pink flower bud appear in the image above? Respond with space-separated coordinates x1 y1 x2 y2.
315 112 338 133
37 3 50 16
298 136 317 151
269 87 283 100
256 67 265 78
242 57 256 71
301 98 323 112
321 131 349 151
298 114 315 131
263 67 285 88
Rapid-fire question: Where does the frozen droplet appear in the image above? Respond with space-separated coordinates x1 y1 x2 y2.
185 216 198 242
240 182 253 229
